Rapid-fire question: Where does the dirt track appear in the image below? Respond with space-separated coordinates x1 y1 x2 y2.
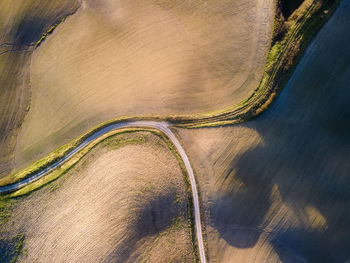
7 132 194 262
0 121 207 263
13 0 274 172
176 1 350 261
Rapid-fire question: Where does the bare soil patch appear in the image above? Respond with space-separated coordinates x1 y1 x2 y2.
3 132 194 262
175 2 350 261
13 0 274 172
0 0 80 176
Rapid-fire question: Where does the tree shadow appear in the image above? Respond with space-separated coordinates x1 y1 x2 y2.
14 17 47 47
104 190 186 263
210 99 350 262
209 2 350 261
8 1 81 48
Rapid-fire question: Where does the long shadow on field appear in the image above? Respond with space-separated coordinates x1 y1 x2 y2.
0 234 24 263
210 2 350 262
214 118 350 262
7 0 81 48
104 190 186 263
14 17 47 47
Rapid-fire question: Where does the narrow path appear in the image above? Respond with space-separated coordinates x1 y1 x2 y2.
0 121 206 263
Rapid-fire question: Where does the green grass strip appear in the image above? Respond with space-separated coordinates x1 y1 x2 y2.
168 0 342 128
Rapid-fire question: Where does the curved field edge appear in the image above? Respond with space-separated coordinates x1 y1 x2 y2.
168 0 342 128
31 2 81 49
0 0 81 178
0 0 340 187
19 0 341 131
0 127 198 257
0 116 199 187
0 3 79 54
0 116 161 187
0 129 197 262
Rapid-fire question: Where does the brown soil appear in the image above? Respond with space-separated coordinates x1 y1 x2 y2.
174 2 350 261
0 0 81 177
13 0 274 173
3 132 194 262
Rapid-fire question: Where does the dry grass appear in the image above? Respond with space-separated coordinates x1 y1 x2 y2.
3 132 195 262
12 0 274 172
174 2 350 261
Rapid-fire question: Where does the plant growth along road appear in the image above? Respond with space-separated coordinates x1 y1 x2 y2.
0 121 207 263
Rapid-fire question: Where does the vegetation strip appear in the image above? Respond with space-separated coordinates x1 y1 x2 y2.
34 4 81 49
12 0 340 132
0 121 207 263
0 1 342 262
6 127 148 197
0 1 339 189
166 0 341 128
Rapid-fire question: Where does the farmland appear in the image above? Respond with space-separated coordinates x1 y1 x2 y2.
1 132 195 262
0 0 80 176
0 0 348 262
13 0 274 172
176 1 350 261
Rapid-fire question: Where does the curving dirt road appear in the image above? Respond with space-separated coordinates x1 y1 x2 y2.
0 121 206 263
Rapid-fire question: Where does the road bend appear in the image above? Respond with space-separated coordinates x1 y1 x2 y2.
0 121 206 263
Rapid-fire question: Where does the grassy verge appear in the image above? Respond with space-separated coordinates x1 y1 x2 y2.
0 2 338 258
1 126 198 260
34 18 64 48
150 130 198 261
141 216 195 263
34 3 81 49
0 116 165 187
0 128 198 261
167 0 341 128
0 197 12 226
5 127 157 197
1 0 339 187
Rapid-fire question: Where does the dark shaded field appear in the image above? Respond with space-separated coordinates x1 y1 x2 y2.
177 1 350 261
1 0 349 262
0 0 80 177
0 234 24 263
281 0 304 18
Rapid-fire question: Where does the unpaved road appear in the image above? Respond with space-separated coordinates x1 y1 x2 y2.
0 121 206 263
